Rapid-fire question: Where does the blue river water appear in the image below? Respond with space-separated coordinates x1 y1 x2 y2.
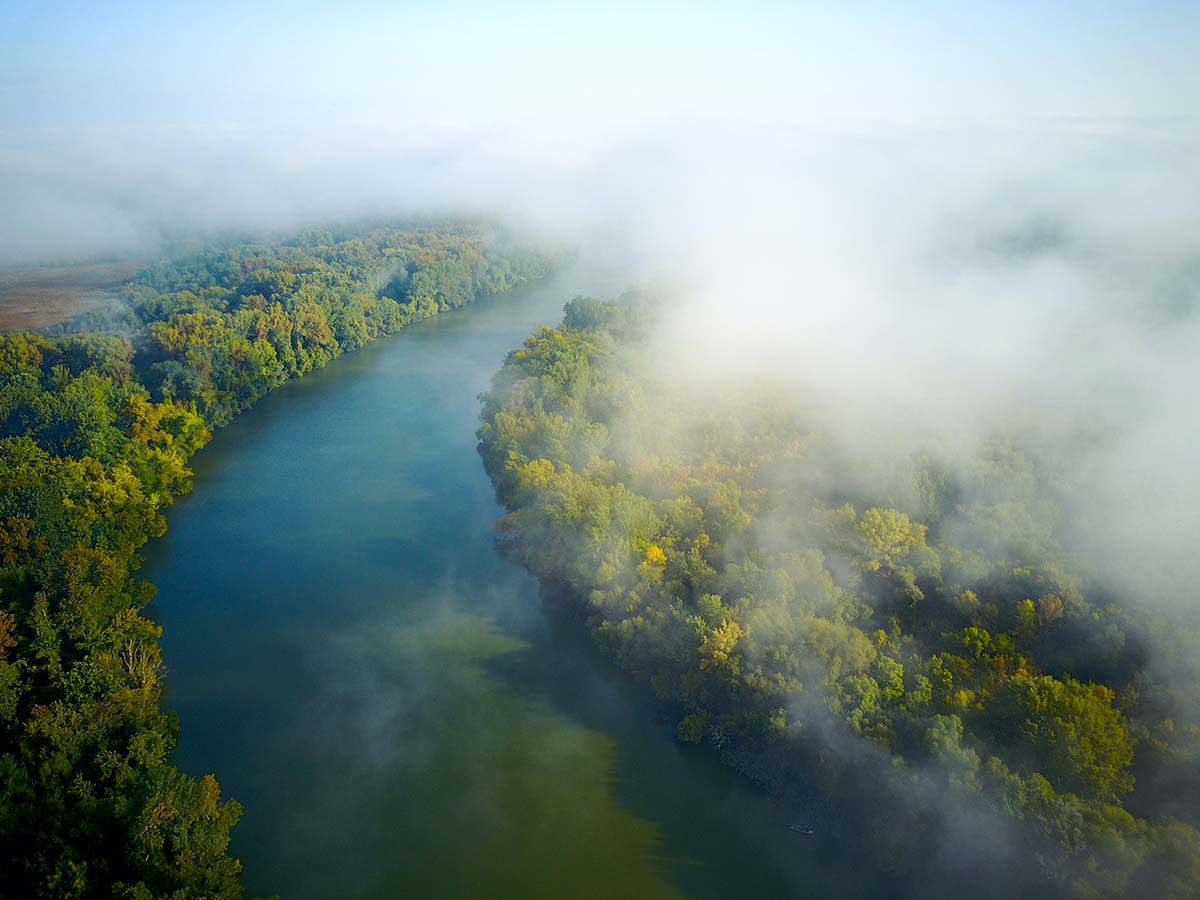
144 269 889 899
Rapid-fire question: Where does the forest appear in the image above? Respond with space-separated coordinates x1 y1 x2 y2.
0 221 555 898
478 293 1200 899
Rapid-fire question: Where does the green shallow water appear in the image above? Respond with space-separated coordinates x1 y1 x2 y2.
144 269 892 900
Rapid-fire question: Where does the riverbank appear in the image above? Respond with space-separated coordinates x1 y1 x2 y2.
0 223 556 898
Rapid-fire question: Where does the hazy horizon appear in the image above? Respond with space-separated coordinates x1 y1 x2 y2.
3 2 1199 266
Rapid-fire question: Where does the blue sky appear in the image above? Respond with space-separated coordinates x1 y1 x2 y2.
2 1 1197 131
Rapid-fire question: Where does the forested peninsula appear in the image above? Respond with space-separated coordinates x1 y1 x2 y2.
478 293 1200 899
0 222 554 898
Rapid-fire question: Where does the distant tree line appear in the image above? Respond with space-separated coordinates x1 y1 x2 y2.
0 221 556 898
478 292 1200 899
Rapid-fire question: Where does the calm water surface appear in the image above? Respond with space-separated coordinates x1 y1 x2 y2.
144 271 891 899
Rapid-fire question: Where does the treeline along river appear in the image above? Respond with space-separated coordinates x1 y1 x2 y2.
144 269 890 899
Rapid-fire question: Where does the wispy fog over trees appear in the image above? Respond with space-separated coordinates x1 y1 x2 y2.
479 293 1200 899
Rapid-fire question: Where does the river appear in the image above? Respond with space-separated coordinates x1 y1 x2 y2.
144 268 891 900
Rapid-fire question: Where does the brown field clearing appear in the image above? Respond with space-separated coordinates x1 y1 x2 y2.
0 260 143 332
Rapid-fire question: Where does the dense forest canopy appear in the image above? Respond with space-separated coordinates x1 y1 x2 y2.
0 221 556 898
478 293 1200 899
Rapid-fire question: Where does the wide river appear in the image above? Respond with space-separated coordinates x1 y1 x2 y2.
144 269 890 899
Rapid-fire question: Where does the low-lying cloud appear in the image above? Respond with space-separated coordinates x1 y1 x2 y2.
5 113 1198 642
